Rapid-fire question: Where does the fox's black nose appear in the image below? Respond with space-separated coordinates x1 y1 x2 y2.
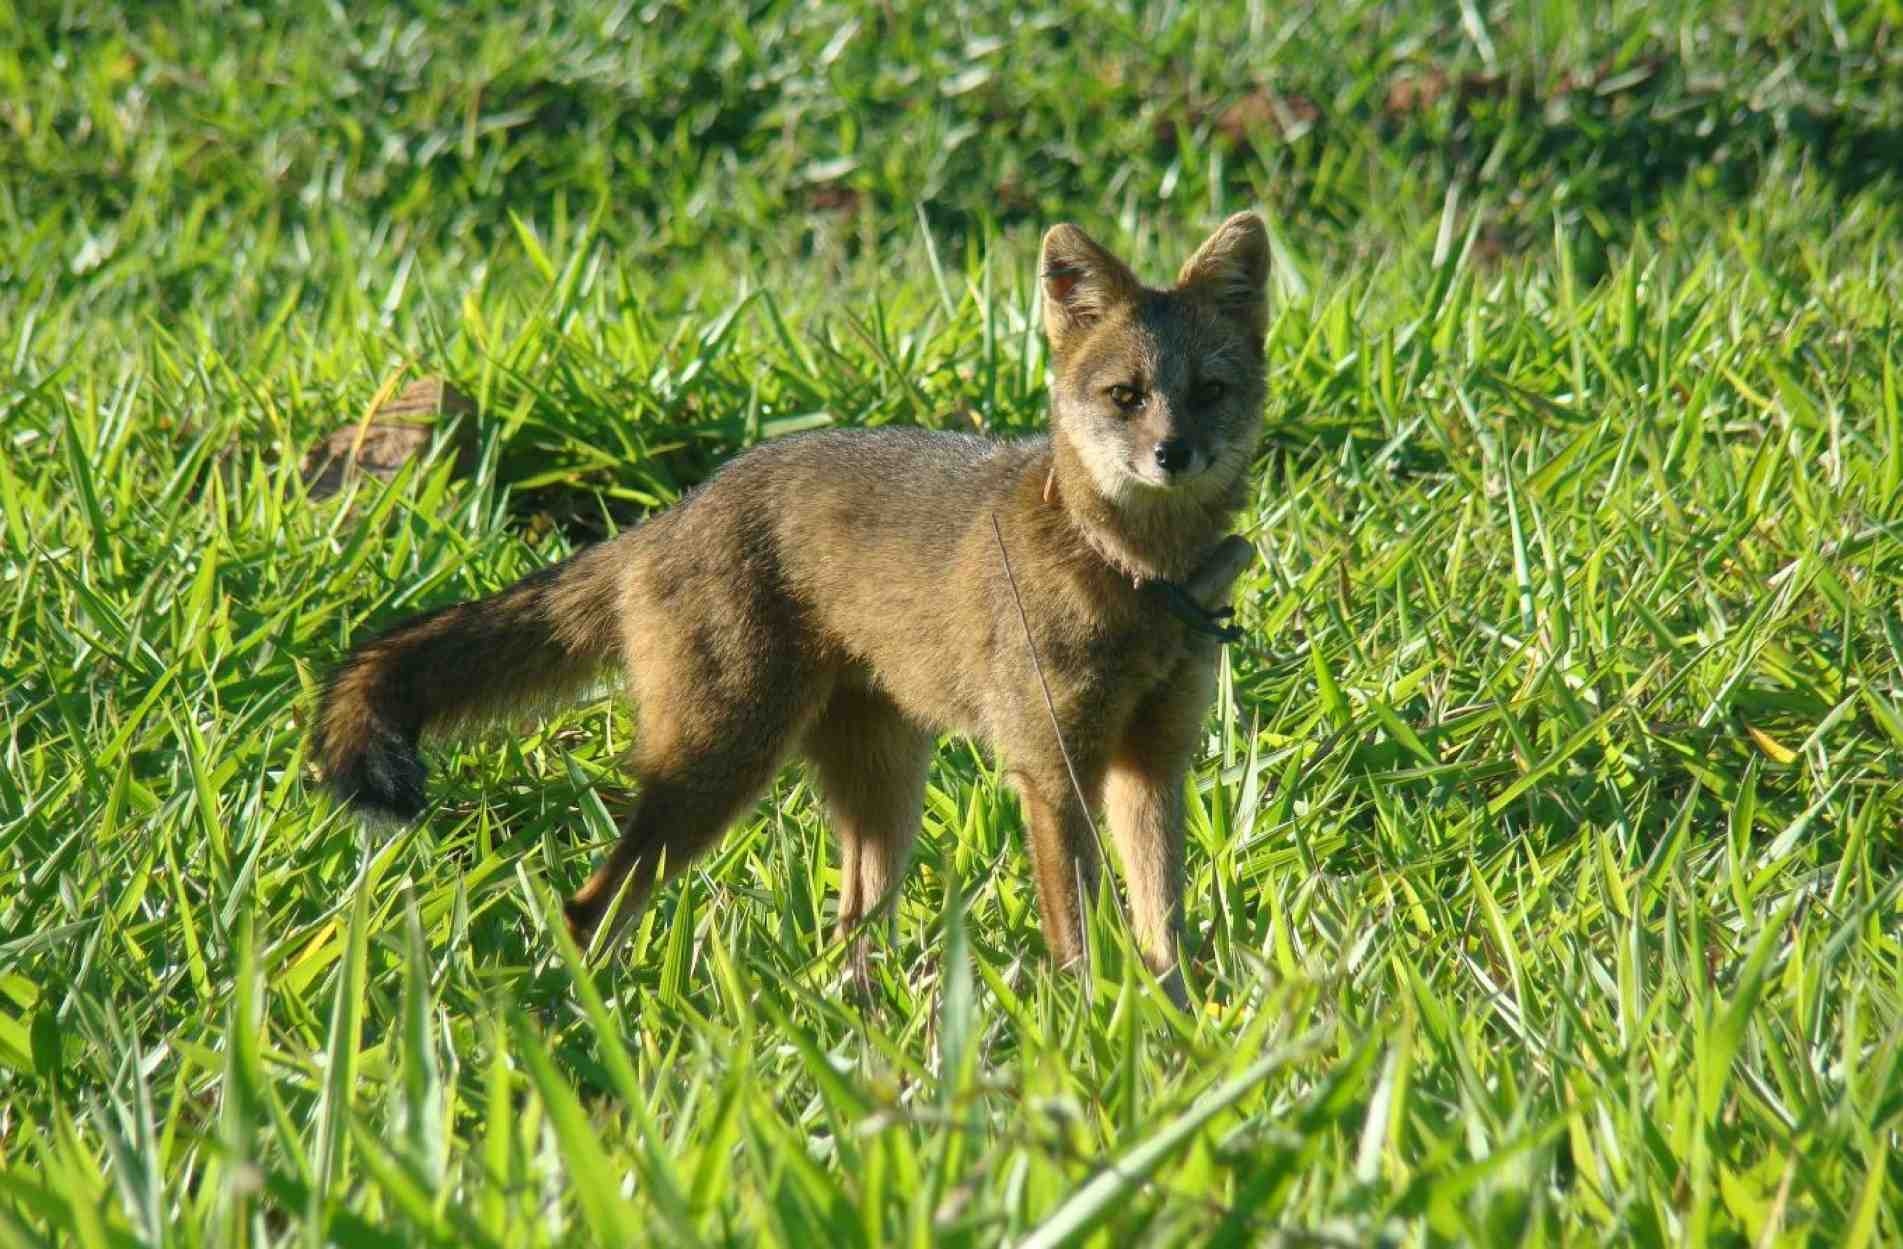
1154 439 1192 474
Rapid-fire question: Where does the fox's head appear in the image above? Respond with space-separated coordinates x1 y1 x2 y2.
1040 212 1268 508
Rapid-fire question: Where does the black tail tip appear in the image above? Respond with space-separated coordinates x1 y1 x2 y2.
321 723 428 823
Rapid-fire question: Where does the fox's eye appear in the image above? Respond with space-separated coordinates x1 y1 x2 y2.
1193 380 1227 406
1107 384 1144 411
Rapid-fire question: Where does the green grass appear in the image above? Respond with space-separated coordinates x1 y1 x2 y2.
5 1 1903 1244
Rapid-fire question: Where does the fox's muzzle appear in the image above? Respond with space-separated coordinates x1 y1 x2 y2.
1129 437 1206 487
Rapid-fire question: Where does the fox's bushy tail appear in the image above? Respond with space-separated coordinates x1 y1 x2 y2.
313 543 626 820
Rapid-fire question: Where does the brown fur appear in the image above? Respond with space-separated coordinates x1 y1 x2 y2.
312 213 1269 1001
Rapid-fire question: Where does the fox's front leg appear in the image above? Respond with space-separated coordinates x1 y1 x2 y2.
1009 757 1105 971
1103 761 1190 1007
1107 661 1221 1008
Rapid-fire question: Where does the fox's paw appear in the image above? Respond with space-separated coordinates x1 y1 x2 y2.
838 939 879 1004
1152 962 1191 1012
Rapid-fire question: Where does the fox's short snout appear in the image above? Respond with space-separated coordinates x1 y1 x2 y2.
313 211 1270 1004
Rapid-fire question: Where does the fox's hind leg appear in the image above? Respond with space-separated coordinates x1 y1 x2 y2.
564 766 774 948
802 684 932 992
562 622 825 950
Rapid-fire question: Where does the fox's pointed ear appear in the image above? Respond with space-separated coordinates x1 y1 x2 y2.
1176 211 1270 338
1040 224 1141 352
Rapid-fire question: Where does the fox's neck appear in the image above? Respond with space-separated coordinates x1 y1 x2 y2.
1047 436 1234 585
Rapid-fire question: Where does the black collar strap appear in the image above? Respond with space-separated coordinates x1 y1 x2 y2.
1148 578 1244 643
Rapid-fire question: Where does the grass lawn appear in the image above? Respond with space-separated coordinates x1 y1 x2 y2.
4 1 1902 1244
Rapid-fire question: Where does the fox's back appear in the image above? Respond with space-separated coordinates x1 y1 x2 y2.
622 427 1039 731
761 426 1029 582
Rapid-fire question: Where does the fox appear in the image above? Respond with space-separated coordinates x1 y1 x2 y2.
312 211 1269 1003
